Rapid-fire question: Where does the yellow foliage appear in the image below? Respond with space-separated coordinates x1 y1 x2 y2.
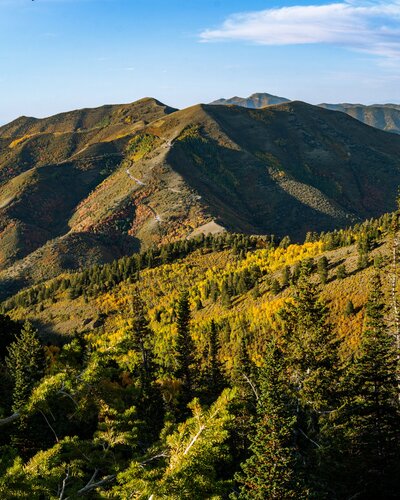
9 134 34 149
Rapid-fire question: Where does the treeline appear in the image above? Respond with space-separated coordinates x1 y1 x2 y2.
2 233 272 311
3 210 396 313
0 265 399 498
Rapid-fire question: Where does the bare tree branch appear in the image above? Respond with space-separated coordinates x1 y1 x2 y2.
242 372 259 401
64 469 116 498
59 467 70 500
0 412 20 426
298 427 321 448
39 409 59 442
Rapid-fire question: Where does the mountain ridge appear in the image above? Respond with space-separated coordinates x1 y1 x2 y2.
211 92 400 134
1 97 400 295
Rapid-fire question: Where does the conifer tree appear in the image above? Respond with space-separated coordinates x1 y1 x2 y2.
332 274 400 498
237 341 307 499
6 322 45 413
280 271 340 412
270 279 281 295
317 256 328 284
281 266 291 288
344 299 355 317
128 294 164 443
336 263 347 280
279 270 341 493
5 322 46 456
204 320 225 401
175 291 196 413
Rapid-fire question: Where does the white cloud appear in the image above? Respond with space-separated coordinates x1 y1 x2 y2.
200 1 400 61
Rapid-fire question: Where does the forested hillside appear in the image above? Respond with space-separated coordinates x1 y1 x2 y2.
2 98 400 299
1 211 399 498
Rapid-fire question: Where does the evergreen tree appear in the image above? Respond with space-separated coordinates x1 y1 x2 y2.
221 280 233 308
6 322 45 413
5 322 46 456
279 236 291 249
270 279 280 295
336 264 347 280
175 291 196 414
279 273 341 493
236 341 307 499
317 256 329 284
281 266 291 288
128 294 164 444
204 320 225 402
344 299 355 317
332 274 400 498
280 274 340 412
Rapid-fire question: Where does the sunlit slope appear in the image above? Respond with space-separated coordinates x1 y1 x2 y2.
3 220 395 370
1 98 400 294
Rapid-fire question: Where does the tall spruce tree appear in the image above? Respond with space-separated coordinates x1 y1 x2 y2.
6 322 45 413
175 291 196 414
236 341 307 499
331 274 400 498
278 269 341 494
317 256 329 285
128 294 164 445
203 320 225 403
280 270 340 412
5 321 46 456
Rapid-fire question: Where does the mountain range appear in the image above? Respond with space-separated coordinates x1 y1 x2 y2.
211 92 400 134
1 95 400 295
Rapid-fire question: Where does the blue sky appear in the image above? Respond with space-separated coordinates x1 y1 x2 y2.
0 0 399 124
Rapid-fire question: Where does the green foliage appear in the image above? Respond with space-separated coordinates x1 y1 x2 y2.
344 299 355 317
114 389 235 499
324 274 400 498
336 263 347 279
174 291 196 415
1 212 400 497
317 256 329 284
237 342 307 499
6 322 45 412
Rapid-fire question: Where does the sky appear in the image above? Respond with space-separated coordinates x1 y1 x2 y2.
0 0 399 124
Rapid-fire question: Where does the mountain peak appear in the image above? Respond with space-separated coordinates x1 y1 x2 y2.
210 92 290 108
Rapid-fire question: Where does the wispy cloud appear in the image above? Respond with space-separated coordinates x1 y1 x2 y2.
200 1 400 62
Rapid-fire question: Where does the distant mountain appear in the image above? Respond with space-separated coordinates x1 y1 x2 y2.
210 92 290 108
2 98 400 295
318 103 400 134
212 92 400 134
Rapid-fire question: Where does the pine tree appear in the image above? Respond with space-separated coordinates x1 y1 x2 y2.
270 279 280 295
6 322 45 412
336 264 347 280
332 274 400 498
279 236 291 249
344 299 355 317
317 256 328 284
128 294 164 444
5 322 46 456
280 273 340 412
204 320 225 402
221 280 233 308
237 341 307 499
279 273 341 494
175 291 196 414
281 266 291 288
